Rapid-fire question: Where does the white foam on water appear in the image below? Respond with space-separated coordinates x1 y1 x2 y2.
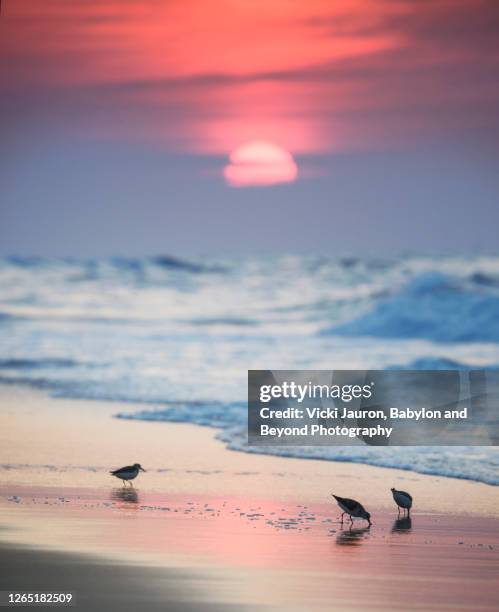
1 255 499 485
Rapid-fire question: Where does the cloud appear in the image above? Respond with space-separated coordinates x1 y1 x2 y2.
1 0 498 156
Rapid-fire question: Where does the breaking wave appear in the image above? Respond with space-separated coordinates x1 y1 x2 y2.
1 254 499 485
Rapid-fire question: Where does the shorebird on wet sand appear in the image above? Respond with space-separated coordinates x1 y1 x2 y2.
110 463 146 486
391 488 413 516
332 494 371 526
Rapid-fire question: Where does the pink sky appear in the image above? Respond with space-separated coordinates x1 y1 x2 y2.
2 0 498 161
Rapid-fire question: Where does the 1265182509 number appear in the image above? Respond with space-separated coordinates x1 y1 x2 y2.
0 592 74 606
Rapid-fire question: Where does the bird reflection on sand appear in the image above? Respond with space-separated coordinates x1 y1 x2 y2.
392 516 412 533
111 487 139 506
336 525 371 546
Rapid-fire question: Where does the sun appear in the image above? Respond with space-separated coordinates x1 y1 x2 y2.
224 140 298 187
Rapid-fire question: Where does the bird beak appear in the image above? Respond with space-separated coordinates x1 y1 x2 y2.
140 467 146 472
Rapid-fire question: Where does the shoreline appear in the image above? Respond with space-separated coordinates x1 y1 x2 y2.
0 384 497 513
1 384 499 610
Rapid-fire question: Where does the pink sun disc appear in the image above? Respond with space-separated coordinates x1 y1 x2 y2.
224 141 298 187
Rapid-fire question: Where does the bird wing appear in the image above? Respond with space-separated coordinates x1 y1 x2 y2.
110 465 134 475
332 495 361 512
398 490 413 501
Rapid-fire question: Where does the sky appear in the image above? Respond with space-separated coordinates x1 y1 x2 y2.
0 0 498 257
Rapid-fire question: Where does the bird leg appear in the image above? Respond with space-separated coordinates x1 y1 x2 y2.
340 512 345 524
122 480 126 487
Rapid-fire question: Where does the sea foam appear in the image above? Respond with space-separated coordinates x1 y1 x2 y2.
1 255 498 485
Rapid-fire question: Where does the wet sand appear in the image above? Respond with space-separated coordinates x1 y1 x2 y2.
0 541 246 612
1 385 499 610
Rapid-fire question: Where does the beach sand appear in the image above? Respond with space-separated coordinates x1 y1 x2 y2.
1 384 498 611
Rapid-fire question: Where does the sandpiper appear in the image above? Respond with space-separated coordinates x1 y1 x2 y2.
110 463 146 486
332 494 371 526
391 487 412 516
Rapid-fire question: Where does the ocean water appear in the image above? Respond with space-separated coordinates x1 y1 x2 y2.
1 254 499 484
